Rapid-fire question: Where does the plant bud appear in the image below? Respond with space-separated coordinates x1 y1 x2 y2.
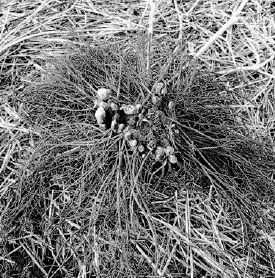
97 88 111 101
155 146 165 161
124 130 132 141
95 107 106 125
168 101 175 110
138 144 145 153
110 102 118 111
111 118 118 131
128 139 137 148
169 154 178 164
154 82 164 95
165 146 175 155
135 104 142 111
117 123 126 133
121 104 139 115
